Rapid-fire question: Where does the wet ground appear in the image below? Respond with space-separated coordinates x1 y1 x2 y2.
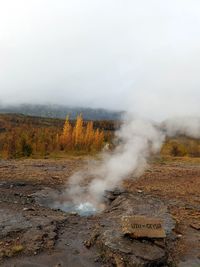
0 158 200 266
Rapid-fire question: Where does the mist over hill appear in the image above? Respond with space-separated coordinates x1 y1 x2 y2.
0 104 123 121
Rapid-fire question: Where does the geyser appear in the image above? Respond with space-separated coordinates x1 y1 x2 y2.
50 116 164 215
52 201 97 216
23 118 200 218
48 115 200 216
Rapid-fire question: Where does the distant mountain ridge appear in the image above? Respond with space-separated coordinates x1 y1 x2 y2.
0 104 123 120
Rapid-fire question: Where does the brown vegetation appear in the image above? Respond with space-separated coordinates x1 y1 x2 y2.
0 114 109 159
1 114 200 160
161 136 200 157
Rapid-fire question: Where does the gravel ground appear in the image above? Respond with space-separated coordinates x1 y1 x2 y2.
0 158 200 266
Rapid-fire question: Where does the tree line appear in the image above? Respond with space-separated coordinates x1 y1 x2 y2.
1 113 200 159
0 114 106 159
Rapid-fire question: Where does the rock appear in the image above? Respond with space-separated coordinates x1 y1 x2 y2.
23 207 35 211
84 240 91 248
97 229 167 267
84 227 100 248
104 189 127 202
51 176 60 179
190 222 200 230
90 192 175 266
107 192 175 235
70 211 78 216
15 182 26 187
121 215 166 239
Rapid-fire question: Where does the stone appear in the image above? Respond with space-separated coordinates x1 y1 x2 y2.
70 211 78 216
23 207 35 211
89 192 175 266
137 189 143 193
121 215 166 239
84 240 91 248
98 229 167 266
190 222 200 230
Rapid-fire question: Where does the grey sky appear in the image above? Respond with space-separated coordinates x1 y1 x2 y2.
0 0 200 120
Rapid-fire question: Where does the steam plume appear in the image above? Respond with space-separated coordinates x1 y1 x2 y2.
62 115 164 212
87 117 164 203
50 116 200 217
55 114 200 214
163 117 200 139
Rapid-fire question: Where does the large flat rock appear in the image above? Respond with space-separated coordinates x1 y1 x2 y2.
89 191 176 267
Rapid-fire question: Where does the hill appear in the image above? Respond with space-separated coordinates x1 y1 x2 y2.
0 113 117 132
0 104 123 121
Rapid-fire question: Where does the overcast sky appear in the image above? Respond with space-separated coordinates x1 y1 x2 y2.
0 0 200 120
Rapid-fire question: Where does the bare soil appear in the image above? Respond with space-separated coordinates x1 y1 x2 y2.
0 157 200 266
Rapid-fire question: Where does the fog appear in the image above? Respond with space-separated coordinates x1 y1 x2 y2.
2 0 200 214
0 0 200 120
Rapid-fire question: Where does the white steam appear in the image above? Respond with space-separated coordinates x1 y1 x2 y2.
61 115 165 213
61 114 200 215
87 118 164 203
163 117 200 139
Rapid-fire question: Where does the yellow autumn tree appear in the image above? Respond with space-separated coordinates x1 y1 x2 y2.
60 115 72 150
84 121 94 150
58 113 105 153
93 129 104 150
73 114 84 149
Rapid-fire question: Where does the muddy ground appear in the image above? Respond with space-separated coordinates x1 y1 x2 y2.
0 158 200 267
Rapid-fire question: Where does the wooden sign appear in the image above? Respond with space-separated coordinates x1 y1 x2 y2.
121 216 166 239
